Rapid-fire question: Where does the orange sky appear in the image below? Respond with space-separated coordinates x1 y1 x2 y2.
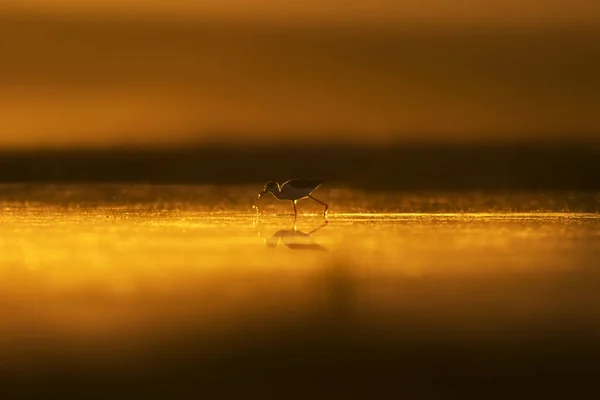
1 2 599 147
6 0 600 26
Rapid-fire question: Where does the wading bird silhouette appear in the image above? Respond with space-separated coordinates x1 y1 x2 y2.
254 178 328 219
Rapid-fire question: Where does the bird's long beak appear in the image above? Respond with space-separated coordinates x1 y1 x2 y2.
255 190 266 201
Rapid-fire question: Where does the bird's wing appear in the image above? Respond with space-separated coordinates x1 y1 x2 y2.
282 178 325 189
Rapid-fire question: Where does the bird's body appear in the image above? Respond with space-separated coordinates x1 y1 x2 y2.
255 178 328 218
268 179 325 201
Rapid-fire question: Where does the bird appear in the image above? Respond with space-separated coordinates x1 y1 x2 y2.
254 178 328 218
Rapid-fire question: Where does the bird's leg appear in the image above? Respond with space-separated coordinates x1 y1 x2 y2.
308 195 328 217
292 200 298 217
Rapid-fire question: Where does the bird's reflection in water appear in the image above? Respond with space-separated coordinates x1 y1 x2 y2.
258 220 328 251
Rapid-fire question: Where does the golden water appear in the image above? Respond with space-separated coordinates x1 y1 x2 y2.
1 185 599 395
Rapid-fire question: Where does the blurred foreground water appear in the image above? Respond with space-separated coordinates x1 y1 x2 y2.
1 185 599 398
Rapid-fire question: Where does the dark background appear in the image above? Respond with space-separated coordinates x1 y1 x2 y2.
1 144 598 191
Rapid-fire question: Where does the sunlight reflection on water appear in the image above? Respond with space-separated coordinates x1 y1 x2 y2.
2 209 598 336
0 186 599 395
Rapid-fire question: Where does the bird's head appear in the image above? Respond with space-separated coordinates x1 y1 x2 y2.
255 181 279 200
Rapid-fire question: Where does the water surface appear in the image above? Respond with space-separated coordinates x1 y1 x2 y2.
1 185 599 397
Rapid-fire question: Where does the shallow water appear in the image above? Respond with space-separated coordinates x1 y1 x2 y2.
1 185 599 397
